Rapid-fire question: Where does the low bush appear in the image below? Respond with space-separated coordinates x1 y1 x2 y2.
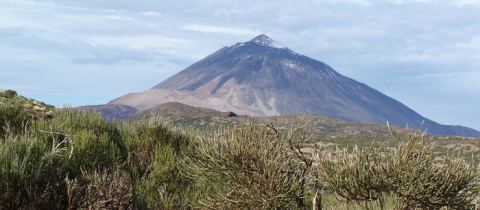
0 106 130 209
0 101 32 138
66 169 133 209
121 119 193 209
0 135 66 209
315 133 480 209
0 90 18 98
35 110 128 177
182 122 312 209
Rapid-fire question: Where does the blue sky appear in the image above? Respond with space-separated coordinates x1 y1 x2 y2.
0 0 479 130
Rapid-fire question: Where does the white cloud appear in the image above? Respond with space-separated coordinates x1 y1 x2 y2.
319 0 372 5
387 0 434 4
87 35 191 50
140 11 162 16
182 24 260 36
456 36 480 50
453 0 480 6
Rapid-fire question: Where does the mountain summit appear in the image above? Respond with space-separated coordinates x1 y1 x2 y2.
110 35 480 137
249 34 286 48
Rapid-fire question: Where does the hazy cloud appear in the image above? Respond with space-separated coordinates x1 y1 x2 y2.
182 24 260 36
453 0 480 6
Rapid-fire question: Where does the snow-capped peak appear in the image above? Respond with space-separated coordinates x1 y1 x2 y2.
249 34 286 49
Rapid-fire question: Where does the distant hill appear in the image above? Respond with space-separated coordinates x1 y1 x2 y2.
126 101 400 141
126 101 480 160
110 34 480 138
149 102 239 118
79 102 239 122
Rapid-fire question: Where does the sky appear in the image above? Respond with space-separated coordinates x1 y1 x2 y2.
0 0 479 130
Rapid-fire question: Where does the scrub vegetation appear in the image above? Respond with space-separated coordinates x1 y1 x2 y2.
1 94 479 209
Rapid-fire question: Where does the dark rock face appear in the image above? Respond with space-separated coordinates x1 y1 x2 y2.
78 104 137 121
111 35 480 138
224 112 238 117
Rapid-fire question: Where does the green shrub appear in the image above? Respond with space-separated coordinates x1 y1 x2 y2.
0 109 129 209
182 122 311 209
0 135 67 209
121 119 189 176
380 134 480 209
315 133 480 209
66 169 133 209
315 146 386 206
32 109 127 177
0 102 32 138
0 90 18 98
121 119 193 209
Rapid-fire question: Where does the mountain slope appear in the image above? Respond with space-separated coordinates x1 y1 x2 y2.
110 35 480 138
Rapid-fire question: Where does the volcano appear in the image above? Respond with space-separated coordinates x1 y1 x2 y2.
110 34 480 137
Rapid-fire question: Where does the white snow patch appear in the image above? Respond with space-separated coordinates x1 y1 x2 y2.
267 97 277 111
284 60 305 72
231 42 245 49
286 62 296 69
253 39 286 49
